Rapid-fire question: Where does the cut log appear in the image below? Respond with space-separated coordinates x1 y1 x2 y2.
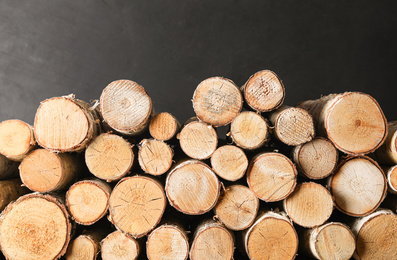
383 165 397 194
100 79 152 135
146 224 189 260
65 233 100 260
192 77 243 127
149 112 180 141
298 92 387 155
85 133 134 182
210 145 248 181
0 179 29 211
0 154 18 180
269 105 315 146
241 70 285 112
229 111 270 150
0 193 71 260
138 139 173 176
19 148 79 192
329 156 387 216
0 119 36 161
190 220 234 260
101 230 140 260
108 175 166 238
247 152 297 202
214 185 259 231
165 160 220 215
373 121 397 165
292 137 338 179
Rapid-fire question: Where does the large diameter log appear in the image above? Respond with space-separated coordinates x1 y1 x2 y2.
101 230 140 260
0 179 29 211
138 139 173 176
100 79 152 135
210 145 248 181
65 234 100 260
383 165 397 194
0 120 36 161
373 121 397 165
298 92 387 155
0 193 71 260
192 77 243 127
0 154 18 180
149 112 180 141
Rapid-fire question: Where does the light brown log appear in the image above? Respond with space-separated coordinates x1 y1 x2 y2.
0 179 29 212
101 230 140 260
269 105 315 146
298 92 387 155
192 77 243 127
138 139 173 176
108 175 166 238
229 111 270 150
329 156 387 217
66 179 112 225
190 220 234 260
65 234 100 260
146 224 189 260
247 152 297 202
214 185 259 231
0 193 71 260
0 119 36 161
383 165 397 194
244 211 298 260
34 95 100 152
0 154 18 180
241 70 285 112
165 160 220 215
210 145 248 181
149 112 180 141
373 121 397 165
85 133 134 182
292 137 338 179
100 79 153 135
19 148 79 192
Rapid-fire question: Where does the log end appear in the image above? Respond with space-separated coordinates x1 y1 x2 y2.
149 112 180 141
101 231 140 260
210 145 248 181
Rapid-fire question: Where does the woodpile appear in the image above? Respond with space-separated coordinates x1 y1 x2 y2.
0 70 395 259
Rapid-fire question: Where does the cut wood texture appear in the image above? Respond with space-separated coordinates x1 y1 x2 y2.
0 179 29 211
138 139 173 176
85 133 134 182
149 112 180 141
108 176 166 238
190 220 234 260
0 193 71 260
384 165 397 194
229 111 270 150
210 145 248 181
34 95 99 152
373 121 397 165
165 160 220 215
0 119 36 161
241 70 285 112
0 154 18 180
192 77 243 127
66 179 112 225
269 105 315 146
214 185 259 231
292 137 338 179
65 234 100 260
298 92 387 155
100 79 152 135
101 230 140 260
247 152 297 202
146 224 189 260
329 156 387 216
244 211 298 260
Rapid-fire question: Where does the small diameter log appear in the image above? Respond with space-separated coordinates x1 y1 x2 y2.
373 121 397 165
190 220 234 260
214 185 259 231
0 179 29 211
138 139 173 176
384 165 397 194
0 154 18 180
85 133 134 182
241 70 285 112
247 152 297 202
229 111 270 150
19 148 79 193
269 105 315 146
66 179 111 225
192 77 243 127
165 160 220 215
298 92 387 155
65 234 100 260
34 95 99 152
329 156 387 217
109 176 166 238
210 145 248 181
0 193 71 260
101 230 140 260
0 119 36 161
244 211 298 260
351 209 397 259
146 224 189 260
149 112 180 141
100 79 152 135
292 137 338 179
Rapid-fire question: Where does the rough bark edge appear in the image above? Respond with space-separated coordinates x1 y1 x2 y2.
100 230 140 260
149 112 181 141
138 138 174 175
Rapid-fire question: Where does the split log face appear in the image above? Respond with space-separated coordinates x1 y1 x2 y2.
0 179 29 211
384 165 397 194
192 77 243 127
210 145 248 181
247 152 297 202
149 112 180 141
242 70 285 112
100 80 152 135
101 230 139 260
85 133 134 182
109 176 166 238
0 154 18 180
138 139 173 176
0 194 71 260
373 121 397 165
65 234 99 260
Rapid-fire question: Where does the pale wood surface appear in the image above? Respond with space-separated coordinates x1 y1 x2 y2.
210 145 248 181
373 121 397 165
65 234 99 260
384 165 397 194
101 230 139 260
138 139 173 176
149 112 180 141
